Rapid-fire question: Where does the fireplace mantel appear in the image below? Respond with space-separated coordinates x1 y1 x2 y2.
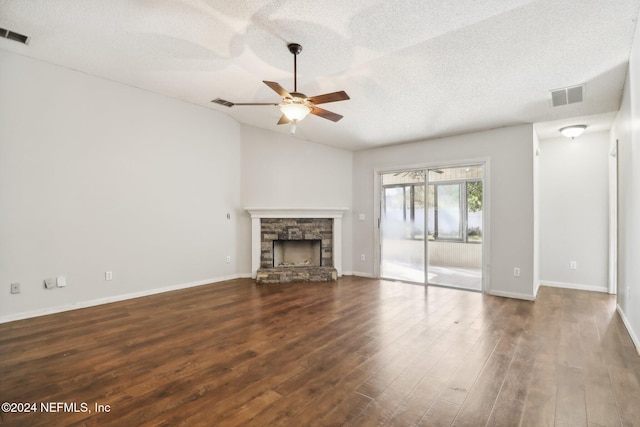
246 208 348 219
246 208 348 279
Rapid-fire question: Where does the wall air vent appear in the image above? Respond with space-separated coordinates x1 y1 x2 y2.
550 85 584 107
0 27 30 44
211 98 235 107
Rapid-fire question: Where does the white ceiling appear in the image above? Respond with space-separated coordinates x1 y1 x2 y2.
1 0 639 150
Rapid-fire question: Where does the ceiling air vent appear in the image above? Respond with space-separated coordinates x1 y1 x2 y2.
550 85 584 107
211 98 235 107
0 27 30 44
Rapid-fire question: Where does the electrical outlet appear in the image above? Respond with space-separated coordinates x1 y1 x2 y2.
570 261 577 270
513 267 520 277
10 283 20 294
56 276 67 287
359 214 365 221
105 271 113 281
226 256 231 264
361 254 366 261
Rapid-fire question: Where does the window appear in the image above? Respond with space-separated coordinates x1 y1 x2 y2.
428 178 482 243
466 181 483 243
435 183 462 239
382 183 425 239
381 167 482 243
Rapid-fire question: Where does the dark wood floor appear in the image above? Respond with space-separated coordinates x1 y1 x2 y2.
1 276 640 426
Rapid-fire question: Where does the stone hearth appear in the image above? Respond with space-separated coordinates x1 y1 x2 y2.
256 267 337 284
246 208 347 284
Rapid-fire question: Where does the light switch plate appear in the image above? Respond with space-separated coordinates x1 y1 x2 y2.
44 278 55 289
57 276 67 287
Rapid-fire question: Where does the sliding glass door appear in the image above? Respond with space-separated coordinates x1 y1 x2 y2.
379 165 484 291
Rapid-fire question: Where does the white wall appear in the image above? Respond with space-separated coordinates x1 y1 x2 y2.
0 50 244 322
240 125 353 274
538 132 610 292
608 130 618 295
0 48 357 322
533 129 541 295
612 12 640 351
352 124 536 300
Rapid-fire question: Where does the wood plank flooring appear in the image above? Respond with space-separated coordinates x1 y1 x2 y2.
1 277 640 426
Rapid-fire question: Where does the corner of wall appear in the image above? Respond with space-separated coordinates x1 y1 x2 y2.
617 304 640 355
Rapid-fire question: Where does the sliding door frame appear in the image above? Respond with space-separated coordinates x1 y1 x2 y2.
373 158 491 293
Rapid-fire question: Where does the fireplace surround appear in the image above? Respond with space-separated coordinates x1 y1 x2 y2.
246 208 347 284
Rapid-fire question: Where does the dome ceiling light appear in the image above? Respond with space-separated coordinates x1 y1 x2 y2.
559 125 587 139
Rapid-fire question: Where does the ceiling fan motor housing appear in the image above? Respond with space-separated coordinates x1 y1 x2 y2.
288 43 303 55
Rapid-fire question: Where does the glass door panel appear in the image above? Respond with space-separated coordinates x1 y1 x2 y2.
426 166 483 291
380 171 425 283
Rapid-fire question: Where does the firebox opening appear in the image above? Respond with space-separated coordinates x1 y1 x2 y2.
273 240 322 267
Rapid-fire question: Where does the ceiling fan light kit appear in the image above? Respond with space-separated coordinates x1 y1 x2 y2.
559 124 587 139
280 100 311 122
212 43 349 134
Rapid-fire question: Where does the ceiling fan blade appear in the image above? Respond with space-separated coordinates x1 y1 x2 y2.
277 114 290 125
211 98 277 107
233 103 279 106
310 106 343 122
263 81 291 99
307 91 350 105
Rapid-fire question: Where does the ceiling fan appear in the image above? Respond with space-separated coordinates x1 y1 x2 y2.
212 43 350 134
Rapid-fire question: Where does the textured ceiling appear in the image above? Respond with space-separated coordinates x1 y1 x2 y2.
1 0 639 150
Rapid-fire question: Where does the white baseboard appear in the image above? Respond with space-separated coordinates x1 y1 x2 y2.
350 271 376 278
0 273 253 324
541 280 608 293
487 289 536 301
617 304 640 355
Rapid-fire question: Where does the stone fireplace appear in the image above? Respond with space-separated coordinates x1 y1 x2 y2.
246 208 347 284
